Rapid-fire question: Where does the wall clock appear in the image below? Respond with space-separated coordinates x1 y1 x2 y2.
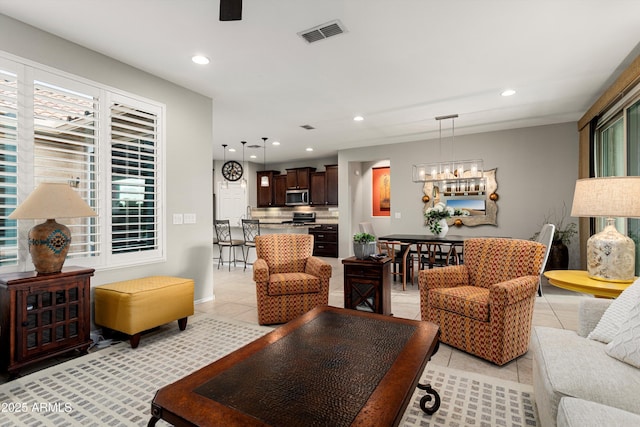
222 160 243 181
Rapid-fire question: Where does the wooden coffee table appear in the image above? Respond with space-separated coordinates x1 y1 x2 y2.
148 305 440 426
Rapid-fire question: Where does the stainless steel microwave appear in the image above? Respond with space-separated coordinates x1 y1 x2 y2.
285 189 309 206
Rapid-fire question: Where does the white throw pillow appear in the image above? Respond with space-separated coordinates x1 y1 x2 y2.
605 301 640 368
588 278 640 343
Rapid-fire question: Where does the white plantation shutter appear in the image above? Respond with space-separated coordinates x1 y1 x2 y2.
33 80 100 259
0 53 165 272
0 68 19 267
110 100 160 256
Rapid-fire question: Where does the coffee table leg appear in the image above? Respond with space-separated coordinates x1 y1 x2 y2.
148 403 162 426
417 338 441 415
417 382 440 414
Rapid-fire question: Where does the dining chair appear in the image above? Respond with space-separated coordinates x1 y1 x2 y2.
241 219 260 271
214 220 244 270
535 223 556 296
386 241 414 287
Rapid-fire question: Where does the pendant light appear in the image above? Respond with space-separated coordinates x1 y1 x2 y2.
221 144 228 189
240 141 247 189
412 114 484 194
260 137 269 187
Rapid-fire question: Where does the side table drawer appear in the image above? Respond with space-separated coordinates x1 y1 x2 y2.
312 232 337 243
345 265 381 279
314 242 338 257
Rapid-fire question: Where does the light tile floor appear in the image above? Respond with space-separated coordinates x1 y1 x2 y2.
1 257 588 386
200 256 589 386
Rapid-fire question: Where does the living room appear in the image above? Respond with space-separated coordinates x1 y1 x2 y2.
1 2 640 426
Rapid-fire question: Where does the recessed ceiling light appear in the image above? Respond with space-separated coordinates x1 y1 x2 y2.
501 89 516 97
353 116 364 121
228 148 236 152
192 55 210 65
272 141 280 146
250 155 257 159
306 147 314 152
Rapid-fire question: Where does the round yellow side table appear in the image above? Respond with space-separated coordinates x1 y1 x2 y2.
543 270 635 298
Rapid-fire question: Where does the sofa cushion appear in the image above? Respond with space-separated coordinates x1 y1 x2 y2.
606 301 640 368
532 326 640 427
268 272 320 296
588 277 640 343
429 286 490 322
557 397 640 427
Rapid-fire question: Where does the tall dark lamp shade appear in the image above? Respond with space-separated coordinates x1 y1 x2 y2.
571 177 640 283
8 183 97 274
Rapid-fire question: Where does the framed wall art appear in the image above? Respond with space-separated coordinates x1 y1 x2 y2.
372 166 390 217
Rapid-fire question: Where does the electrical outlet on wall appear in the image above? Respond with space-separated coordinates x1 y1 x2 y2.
395 212 401 219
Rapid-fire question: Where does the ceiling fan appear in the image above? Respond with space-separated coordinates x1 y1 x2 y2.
220 0 242 21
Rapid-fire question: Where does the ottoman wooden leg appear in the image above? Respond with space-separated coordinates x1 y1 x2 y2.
178 317 188 331
130 333 141 349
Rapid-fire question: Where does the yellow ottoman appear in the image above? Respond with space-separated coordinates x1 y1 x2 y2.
94 276 194 348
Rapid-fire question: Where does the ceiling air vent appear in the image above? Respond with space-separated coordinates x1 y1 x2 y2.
300 124 315 130
298 20 347 44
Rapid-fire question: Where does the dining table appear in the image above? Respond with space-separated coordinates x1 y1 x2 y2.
378 234 477 290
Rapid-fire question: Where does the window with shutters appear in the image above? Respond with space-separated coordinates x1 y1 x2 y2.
0 54 164 272
0 67 18 268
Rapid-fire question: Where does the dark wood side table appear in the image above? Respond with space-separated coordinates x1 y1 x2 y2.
342 256 392 315
0 267 94 377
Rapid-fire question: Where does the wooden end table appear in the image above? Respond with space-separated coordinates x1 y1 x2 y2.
342 256 392 315
544 270 635 298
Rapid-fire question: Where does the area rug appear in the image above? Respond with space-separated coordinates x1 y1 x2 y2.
0 314 538 427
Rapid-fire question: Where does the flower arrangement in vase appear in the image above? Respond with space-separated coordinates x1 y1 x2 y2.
424 202 469 237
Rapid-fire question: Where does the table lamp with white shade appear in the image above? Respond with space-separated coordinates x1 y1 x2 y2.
8 182 97 274
570 176 640 283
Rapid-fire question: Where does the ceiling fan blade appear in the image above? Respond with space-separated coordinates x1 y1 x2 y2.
220 0 242 21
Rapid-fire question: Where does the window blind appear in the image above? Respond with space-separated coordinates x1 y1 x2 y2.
110 102 159 255
0 69 18 267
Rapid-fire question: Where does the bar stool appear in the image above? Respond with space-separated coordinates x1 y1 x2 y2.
241 219 260 271
214 220 244 270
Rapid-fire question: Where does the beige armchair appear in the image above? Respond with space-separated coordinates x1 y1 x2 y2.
419 238 545 365
253 234 332 325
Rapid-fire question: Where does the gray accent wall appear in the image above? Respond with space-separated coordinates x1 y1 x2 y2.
338 122 580 269
0 15 215 304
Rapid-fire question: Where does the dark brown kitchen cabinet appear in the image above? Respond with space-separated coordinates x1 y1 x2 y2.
0 267 94 377
309 165 338 206
309 224 338 257
325 164 338 206
309 171 326 206
257 171 280 207
286 167 315 189
273 174 287 206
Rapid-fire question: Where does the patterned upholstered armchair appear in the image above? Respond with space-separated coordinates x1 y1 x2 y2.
253 234 332 325
419 238 545 365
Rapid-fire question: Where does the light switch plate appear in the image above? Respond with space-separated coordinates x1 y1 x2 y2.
184 213 196 224
173 213 183 224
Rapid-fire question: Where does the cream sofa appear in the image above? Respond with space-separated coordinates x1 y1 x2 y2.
531 298 640 427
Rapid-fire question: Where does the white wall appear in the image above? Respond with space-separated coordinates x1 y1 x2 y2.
338 122 581 268
0 15 215 306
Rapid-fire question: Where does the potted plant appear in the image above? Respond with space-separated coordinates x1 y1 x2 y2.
353 232 377 259
532 204 578 270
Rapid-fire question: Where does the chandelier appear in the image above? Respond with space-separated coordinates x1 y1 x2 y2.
412 114 486 196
